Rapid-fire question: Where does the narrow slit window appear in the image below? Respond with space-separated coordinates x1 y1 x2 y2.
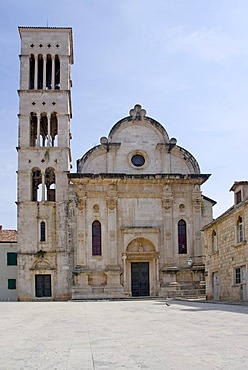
237 216 243 243
92 221 102 256
29 54 35 90
46 54 52 89
54 55 60 89
40 221 46 242
178 219 187 254
30 113 37 146
37 54 43 90
212 230 217 252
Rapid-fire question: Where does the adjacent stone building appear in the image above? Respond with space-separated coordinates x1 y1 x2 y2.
0 226 18 301
203 182 248 302
17 26 215 300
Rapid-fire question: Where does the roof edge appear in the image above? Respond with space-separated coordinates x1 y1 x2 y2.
18 26 74 64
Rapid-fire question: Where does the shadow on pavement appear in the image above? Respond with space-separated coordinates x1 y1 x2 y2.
153 298 248 314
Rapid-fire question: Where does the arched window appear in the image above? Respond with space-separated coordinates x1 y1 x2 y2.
212 230 218 252
32 168 42 201
30 112 37 146
40 221 46 242
50 112 58 146
92 221 101 256
29 54 35 89
37 54 43 90
212 230 217 252
237 216 243 243
46 54 52 89
40 113 48 146
54 55 60 89
178 219 187 254
45 168 56 201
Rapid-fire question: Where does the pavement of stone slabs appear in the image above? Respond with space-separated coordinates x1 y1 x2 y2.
0 299 248 369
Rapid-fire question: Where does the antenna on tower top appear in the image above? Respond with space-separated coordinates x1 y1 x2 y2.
46 18 49 27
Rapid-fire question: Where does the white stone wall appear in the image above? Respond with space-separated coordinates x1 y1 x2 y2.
16 28 213 300
17 27 73 301
69 175 213 298
19 28 73 91
79 119 199 175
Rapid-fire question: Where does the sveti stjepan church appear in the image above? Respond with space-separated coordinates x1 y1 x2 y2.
17 27 215 300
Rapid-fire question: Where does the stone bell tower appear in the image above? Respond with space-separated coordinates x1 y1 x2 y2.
17 27 73 300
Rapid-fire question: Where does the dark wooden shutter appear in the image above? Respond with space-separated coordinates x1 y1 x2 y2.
7 252 17 266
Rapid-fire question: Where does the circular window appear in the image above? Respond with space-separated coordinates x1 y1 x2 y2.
131 154 145 167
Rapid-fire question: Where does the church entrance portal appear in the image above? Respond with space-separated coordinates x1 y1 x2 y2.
35 274 52 297
131 262 149 296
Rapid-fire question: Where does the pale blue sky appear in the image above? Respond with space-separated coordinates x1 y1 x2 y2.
1 0 248 229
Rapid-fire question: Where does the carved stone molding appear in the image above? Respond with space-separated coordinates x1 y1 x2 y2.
129 104 146 120
193 197 201 211
107 197 118 210
195 230 201 239
162 197 173 212
78 231 85 241
77 197 86 211
109 230 116 240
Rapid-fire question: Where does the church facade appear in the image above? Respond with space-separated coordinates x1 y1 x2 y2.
17 27 214 300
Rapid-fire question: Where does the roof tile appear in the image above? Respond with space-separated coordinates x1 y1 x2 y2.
0 230 17 242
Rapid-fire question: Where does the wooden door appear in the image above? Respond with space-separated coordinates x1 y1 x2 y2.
35 274 51 297
131 262 149 296
213 272 219 300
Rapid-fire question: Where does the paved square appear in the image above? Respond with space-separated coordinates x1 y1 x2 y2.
0 299 248 369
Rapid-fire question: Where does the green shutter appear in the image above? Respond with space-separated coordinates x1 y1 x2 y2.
8 279 16 289
7 252 17 266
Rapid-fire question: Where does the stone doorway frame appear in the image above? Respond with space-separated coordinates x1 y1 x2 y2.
121 227 160 296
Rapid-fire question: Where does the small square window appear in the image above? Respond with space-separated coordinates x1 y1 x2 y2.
8 279 16 290
7 252 17 266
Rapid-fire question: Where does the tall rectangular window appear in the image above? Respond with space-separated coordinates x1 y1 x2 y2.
40 221 46 242
178 219 187 254
237 217 243 243
92 220 102 256
235 267 241 284
7 252 17 266
29 54 35 89
212 230 217 252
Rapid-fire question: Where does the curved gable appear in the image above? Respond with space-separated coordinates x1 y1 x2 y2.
77 105 201 175
108 116 170 144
